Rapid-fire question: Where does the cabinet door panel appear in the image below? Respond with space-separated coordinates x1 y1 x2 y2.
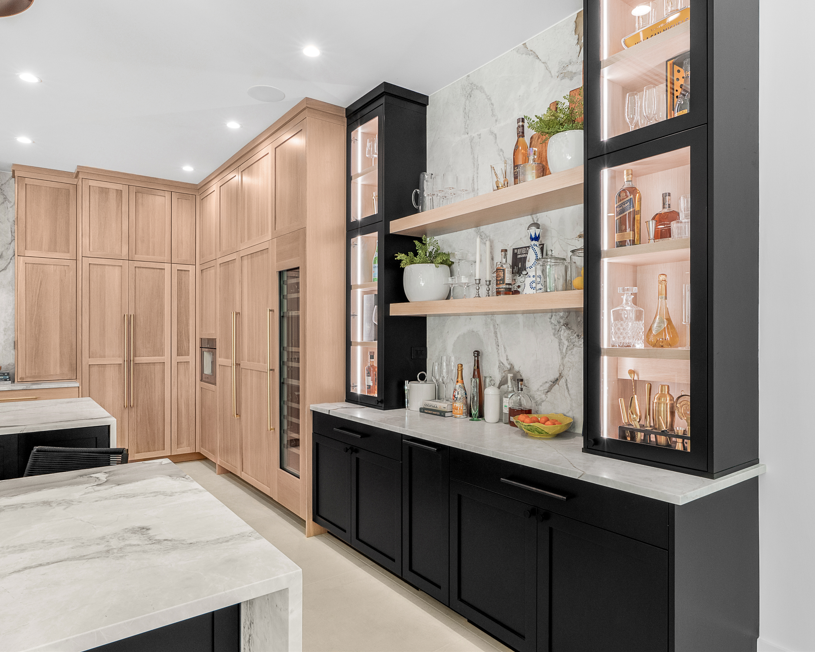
273 124 307 236
199 186 218 264
540 514 669 652
312 433 351 543
17 178 76 259
128 261 171 459
172 192 196 264
351 448 401 576
216 255 240 473
172 265 195 454
218 172 239 258
16 257 77 382
239 146 272 249
199 384 218 461
450 480 537 652
198 260 217 340
82 258 128 450
129 186 171 262
82 179 128 259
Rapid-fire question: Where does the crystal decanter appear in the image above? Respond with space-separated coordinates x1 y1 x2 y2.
611 287 645 348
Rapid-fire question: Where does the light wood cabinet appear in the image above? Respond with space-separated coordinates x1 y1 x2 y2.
172 193 196 264
239 146 273 250
218 171 240 258
272 122 307 237
16 177 77 259
172 264 196 454
16 257 77 382
199 384 218 462
197 259 218 462
82 179 128 259
198 186 218 264
216 254 241 473
129 186 172 262
0 386 79 403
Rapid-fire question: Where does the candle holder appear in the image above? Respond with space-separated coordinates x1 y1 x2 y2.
474 279 481 298
485 279 492 297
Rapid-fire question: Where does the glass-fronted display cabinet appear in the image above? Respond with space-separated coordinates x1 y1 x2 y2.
280 267 301 477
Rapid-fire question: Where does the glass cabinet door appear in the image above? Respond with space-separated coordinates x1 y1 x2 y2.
348 230 379 401
349 116 380 226
279 268 301 477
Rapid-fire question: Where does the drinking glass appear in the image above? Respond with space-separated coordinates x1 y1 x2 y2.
625 93 640 132
632 2 654 30
656 84 667 122
431 361 441 400
680 194 691 221
637 91 647 128
682 271 691 325
643 85 657 125
664 0 676 15
373 135 378 161
443 171 458 204
365 139 373 165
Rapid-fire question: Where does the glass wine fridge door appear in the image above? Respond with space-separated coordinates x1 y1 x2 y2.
349 229 379 402
279 268 301 478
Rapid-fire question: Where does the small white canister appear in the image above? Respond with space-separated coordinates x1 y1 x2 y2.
407 372 437 411
484 376 502 423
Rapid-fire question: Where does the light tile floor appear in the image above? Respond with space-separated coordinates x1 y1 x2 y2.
179 460 512 652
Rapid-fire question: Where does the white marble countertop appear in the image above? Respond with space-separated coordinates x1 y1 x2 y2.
312 403 765 505
0 397 117 446
0 381 79 391
0 459 302 652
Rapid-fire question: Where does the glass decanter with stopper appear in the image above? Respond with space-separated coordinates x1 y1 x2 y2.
646 274 680 348
611 287 645 348
508 377 533 427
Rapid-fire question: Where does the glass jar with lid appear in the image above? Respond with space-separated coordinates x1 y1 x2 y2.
569 247 584 290
536 256 568 292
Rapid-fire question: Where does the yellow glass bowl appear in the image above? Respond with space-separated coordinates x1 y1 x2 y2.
511 414 573 439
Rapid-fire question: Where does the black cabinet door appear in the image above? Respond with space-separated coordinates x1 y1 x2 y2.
351 447 402 575
402 438 449 605
538 512 669 652
450 480 538 652
312 433 352 543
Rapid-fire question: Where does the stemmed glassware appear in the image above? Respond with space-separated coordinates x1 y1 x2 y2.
643 85 657 125
431 361 441 400
440 355 454 402
625 93 640 132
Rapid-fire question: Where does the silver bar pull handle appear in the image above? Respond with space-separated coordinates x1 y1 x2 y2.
500 477 568 502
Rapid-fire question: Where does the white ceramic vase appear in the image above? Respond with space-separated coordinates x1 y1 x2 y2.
403 264 451 302
547 130 584 174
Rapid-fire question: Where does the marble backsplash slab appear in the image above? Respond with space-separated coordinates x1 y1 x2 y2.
0 171 14 375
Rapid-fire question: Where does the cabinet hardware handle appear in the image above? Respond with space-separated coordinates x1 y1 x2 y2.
334 427 367 439
0 396 38 402
267 308 275 431
129 315 134 408
405 440 439 452
123 313 127 408
232 311 239 419
524 508 536 519
500 478 568 502
344 446 351 453
536 511 550 523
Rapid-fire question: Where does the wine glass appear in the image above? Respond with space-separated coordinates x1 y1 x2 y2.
656 84 667 122
625 92 640 132
431 361 441 400
440 355 454 401
443 171 458 204
643 85 657 125
373 135 378 162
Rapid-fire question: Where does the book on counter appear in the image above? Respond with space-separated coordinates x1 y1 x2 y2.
420 400 453 417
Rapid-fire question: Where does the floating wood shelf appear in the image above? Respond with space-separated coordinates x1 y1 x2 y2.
390 290 583 317
603 238 689 265
602 347 690 360
602 21 690 89
389 167 584 237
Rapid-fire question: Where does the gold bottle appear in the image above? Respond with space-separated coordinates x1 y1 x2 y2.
652 385 675 446
646 273 680 348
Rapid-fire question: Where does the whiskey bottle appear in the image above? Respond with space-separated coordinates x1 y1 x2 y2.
495 249 513 296
452 364 468 419
364 350 377 395
502 373 515 424
513 118 529 185
646 274 680 348
652 193 680 241
615 169 641 248
508 378 533 427
472 350 484 417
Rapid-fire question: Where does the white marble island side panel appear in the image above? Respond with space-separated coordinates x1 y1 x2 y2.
0 397 117 445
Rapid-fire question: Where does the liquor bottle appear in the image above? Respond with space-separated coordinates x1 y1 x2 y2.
646 274 680 348
364 351 377 395
652 193 680 241
472 350 484 417
615 169 641 248
372 242 378 282
452 364 468 419
513 118 529 185
611 287 645 348
502 373 515 424
508 378 533 427
495 249 513 296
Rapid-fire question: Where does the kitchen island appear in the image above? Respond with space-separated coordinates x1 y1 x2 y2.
0 459 302 652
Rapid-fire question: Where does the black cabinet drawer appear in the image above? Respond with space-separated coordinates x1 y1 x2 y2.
313 412 401 461
450 448 669 549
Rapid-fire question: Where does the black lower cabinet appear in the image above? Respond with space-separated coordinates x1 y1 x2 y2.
402 438 450 605
313 433 352 543
0 425 110 480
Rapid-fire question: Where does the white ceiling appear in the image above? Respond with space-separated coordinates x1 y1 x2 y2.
0 0 582 183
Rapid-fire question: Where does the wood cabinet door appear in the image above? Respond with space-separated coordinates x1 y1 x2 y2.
16 257 77 382
82 258 129 450
312 433 352 543
129 186 171 262
82 179 128 259
217 171 239 258
272 122 307 237
128 261 171 459
172 192 196 264
199 384 218 462
237 242 276 495
538 513 669 652
216 254 241 473
450 480 538 652
198 185 218 264
172 264 196 454
16 177 77 259
197 260 218 461
239 145 273 250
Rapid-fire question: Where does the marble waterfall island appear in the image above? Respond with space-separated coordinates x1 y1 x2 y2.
0 459 302 652
0 396 116 440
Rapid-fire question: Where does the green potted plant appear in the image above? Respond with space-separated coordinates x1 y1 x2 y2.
395 235 454 302
526 88 584 174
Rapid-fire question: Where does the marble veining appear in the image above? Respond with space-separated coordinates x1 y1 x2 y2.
424 13 586 430
0 381 80 391
312 404 765 505
0 460 302 652
0 397 117 446
0 170 14 375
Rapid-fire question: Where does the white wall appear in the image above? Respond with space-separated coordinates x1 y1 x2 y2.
757 4 815 651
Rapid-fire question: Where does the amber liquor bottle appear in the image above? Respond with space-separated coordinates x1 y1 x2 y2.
364 350 377 396
652 192 680 241
646 274 680 348
471 350 484 417
495 249 513 296
615 169 642 248
513 118 529 185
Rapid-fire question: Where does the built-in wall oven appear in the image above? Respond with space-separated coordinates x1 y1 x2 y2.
200 338 216 385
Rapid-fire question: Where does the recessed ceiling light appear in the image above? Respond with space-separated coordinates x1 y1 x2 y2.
303 45 320 57
18 72 41 83
247 85 286 103
182 165 194 172
16 136 33 144
631 4 652 16
226 121 241 129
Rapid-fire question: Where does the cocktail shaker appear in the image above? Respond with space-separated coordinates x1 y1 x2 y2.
652 384 675 446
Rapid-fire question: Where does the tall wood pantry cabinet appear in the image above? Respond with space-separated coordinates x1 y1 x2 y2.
196 99 346 533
